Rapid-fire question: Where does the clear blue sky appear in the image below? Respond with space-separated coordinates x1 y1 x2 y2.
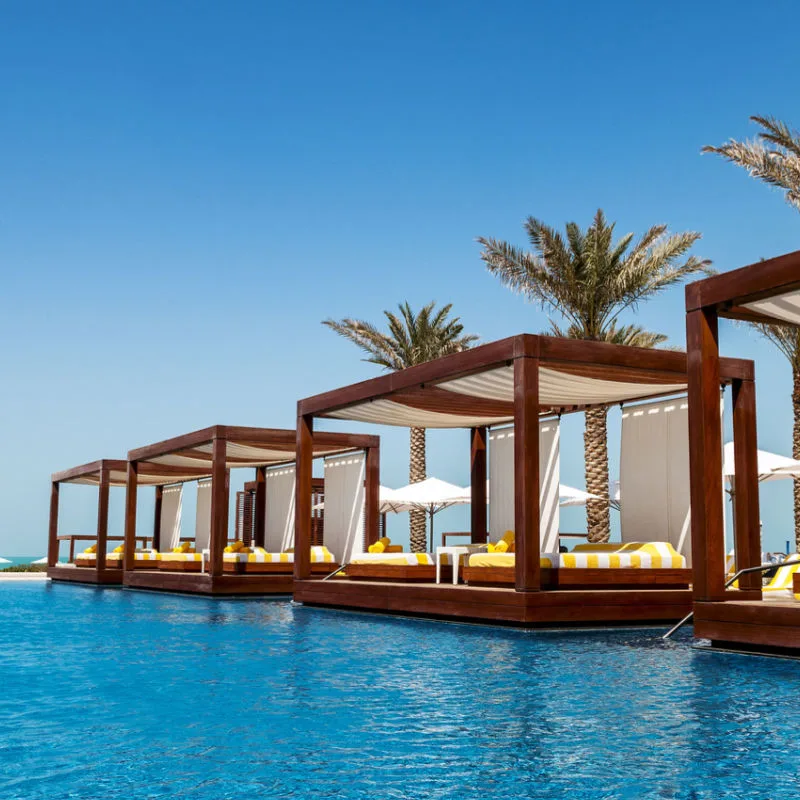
3 0 800 555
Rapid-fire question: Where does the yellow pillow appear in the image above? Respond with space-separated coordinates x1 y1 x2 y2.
368 537 391 554
500 530 515 553
112 545 124 554
172 541 191 553
83 544 97 554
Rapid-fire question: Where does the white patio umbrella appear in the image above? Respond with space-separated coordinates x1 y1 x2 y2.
32 557 48 565
558 484 601 507
386 477 471 550
0 557 10 564
722 442 800 485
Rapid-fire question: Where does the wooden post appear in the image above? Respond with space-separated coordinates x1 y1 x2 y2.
254 466 266 548
96 464 110 572
294 414 313 580
732 378 762 593
514 356 540 592
209 436 229 578
152 485 163 551
686 307 726 601
470 427 488 544
123 461 138 573
364 444 380 549
47 481 60 567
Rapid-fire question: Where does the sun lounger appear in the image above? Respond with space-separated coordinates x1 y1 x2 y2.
222 546 337 574
345 552 457 582
764 558 800 599
463 542 690 588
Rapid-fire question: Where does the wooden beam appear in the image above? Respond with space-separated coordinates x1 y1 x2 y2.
686 248 800 311
209 437 228 578
254 466 266 548
96 464 110 572
364 444 380 549
52 459 128 485
123 461 138 573
47 480 60 567
686 307 726 601
294 414 313 580
470 427 487 544
732 379 762 593
152 485 163 551
514 355 540 592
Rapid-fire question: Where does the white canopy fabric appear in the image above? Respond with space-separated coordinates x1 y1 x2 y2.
160 484 183 552
324 365 687 429
264 466 296 552
324 453 366 563
312 485 399 514
722 442 800 483
195 479 212 551
32 557 47 565
489 422 561 553
620 398 692 564
742 288 800 326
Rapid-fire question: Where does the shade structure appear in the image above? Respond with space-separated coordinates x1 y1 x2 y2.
722 442 800 484
32 557 48 565
0 557 10 564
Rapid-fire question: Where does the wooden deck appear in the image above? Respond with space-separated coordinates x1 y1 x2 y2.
695 598 800 653
124 569 293 596
294 579 693 626
48 565 123 586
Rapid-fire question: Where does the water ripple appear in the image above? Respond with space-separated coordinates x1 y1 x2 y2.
0 584 798 799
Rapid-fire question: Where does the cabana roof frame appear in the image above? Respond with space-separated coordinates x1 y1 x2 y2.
300 334 753 429
128 425 378 485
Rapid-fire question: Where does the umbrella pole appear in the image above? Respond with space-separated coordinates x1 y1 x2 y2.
429 507 434 551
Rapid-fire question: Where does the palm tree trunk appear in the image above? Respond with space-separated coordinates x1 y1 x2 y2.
409 427 427 552
793 366 800 553
584 406 611 543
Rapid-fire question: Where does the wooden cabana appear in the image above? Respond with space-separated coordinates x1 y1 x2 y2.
124 425 378 596
47 460 130 585
294 334 752 626
686 249 800 652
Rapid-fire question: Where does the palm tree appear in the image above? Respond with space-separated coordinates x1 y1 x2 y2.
704 115 800 549
478 210 711 542
323 302 478 552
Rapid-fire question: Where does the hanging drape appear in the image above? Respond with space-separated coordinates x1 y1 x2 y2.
160 484 183 552
489 421 560 552
620 397 692 565
323 453 366 563
195 478 212 551
264 466 296 553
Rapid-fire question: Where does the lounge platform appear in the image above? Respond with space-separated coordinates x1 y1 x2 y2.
48 564 123 586
294 579 693 626
124 569 294 596
694 599 800 652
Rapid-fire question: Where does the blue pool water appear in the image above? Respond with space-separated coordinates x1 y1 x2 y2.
1 584 798 800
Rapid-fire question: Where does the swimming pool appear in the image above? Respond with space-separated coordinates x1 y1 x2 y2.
0 584 796 800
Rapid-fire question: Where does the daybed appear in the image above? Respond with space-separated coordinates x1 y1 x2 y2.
222 545 338 575
463 541 691 589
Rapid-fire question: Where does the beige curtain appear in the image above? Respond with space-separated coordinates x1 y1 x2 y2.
264 466 296 552
195 478 212 551
620 398 691 564
160 484 183 551
323 453 366 563
489 421 560 552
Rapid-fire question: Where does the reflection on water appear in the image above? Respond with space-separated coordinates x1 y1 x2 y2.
0 584 798 800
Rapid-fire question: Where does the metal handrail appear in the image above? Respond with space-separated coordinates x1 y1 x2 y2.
322 563 350 581
662 559 800 640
